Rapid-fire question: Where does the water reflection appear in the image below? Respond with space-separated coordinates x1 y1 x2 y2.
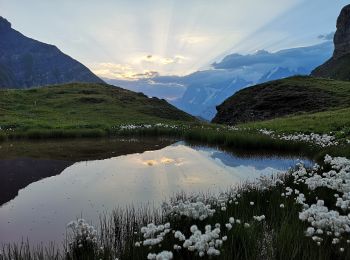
0 138 173 205
0 140 313 245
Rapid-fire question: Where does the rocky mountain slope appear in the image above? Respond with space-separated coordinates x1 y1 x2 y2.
212 76 350 125
0 17 103 88
312 4 350 80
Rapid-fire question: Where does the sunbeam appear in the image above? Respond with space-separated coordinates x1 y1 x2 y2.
0 0 347 78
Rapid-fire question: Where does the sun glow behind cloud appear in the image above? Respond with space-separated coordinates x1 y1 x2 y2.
86 0 304 79
1 0 347 79
90 53 188 79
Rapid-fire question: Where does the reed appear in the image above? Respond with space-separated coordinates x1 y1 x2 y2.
2 173 349 260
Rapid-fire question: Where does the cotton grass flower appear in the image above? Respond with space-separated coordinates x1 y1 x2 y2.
258 129 338 147
174 224 227 257
147 251 173 260
225 223 232 230
162 198 215 221
253 215 266 222
66 218 99 254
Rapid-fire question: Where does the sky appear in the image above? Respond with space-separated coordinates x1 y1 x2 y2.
0 0 348 79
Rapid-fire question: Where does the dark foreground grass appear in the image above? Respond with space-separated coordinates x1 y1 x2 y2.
117 126 350 159
113 175 349 260
1 243 60 260
0 123 305 152
1 173 349 260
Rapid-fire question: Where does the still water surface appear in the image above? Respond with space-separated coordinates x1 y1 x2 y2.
0 138 312 245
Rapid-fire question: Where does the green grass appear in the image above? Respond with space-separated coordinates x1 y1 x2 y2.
279 76 350 97
103 125 350 159
1 81 350 259
0 79 348 158
269 76 350 103
239 107 350 140
0 82 194 134
103 125 317 157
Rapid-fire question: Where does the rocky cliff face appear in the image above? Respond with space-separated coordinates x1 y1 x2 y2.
312 5 350 80
334 5 350 59
0 17 103 88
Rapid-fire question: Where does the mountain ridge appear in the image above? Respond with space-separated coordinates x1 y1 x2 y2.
0 16 104 88
107 41 333 120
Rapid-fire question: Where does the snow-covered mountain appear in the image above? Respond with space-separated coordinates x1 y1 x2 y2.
106 40 333 120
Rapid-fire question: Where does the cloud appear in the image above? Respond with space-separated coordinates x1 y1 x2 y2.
318 32 335 41
212 41 333 69
90 53 189 81
90 62 160 80
135 54 187 65
105 77 187 101
132 71 160 78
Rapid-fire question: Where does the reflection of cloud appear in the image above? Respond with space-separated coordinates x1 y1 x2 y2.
142 160 158 166
160 157 175 164
140 156 185 167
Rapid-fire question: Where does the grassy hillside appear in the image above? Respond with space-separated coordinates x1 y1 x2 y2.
0 83 194 135
213 76 350 125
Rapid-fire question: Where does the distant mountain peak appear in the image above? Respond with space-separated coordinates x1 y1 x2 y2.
0 16 11 31
254 50 269 55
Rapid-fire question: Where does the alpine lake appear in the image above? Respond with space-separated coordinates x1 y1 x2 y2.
0 137 313 245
